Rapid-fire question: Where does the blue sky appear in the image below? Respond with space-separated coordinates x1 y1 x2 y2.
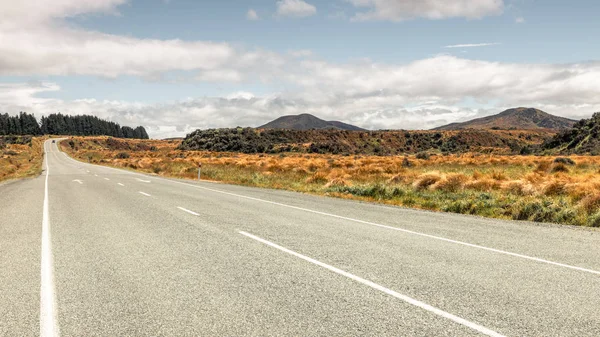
1 0 600 138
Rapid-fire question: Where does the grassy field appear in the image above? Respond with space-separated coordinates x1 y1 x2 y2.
62 136 600 227
0 136 45 183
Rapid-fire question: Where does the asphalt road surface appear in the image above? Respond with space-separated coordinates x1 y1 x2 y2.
2 139 600 336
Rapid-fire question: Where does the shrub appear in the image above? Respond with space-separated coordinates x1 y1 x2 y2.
402 157 412 167
416 152 430 160
579 194 600 214
588 211 600 227
550 163 570 173
115 152 130 159
554 157 576 166
542 180 567 196
413 172 442 190
464 178 501 192
306 172 328 184
433 173 468 193
325 178 347 188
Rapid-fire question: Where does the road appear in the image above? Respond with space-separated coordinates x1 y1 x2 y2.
2 139 600 336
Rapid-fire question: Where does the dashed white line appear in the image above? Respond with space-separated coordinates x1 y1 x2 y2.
60 148 600 276
177 206 200 216
136 178 151 183
41 142 59 337
94 174 98 177
139 191 151 197
117 183 125 186
168 181 600 276
240 231 504 337
104 178 110 181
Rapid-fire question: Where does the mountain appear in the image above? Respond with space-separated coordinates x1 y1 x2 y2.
258 113 366 131
433 108 577 131
542 112 600 155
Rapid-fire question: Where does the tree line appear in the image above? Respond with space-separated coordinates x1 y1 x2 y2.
0 112 149 139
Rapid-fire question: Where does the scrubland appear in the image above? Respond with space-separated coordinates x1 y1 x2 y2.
0 136 45 182
62 137 600 227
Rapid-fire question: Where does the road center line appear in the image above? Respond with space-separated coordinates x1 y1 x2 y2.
177 206 200 216
104 178 110 181
139 191 151 197
136 178 151 183
240 231 504 337
59 148 600 276
41 142 60 337
117 183 125 186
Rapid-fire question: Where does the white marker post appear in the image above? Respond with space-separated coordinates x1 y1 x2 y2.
197 162 202 181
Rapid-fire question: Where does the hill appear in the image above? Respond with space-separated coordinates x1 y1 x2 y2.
433 108 576 131
258 113 366 131
542 112 600 155
179 127 552 155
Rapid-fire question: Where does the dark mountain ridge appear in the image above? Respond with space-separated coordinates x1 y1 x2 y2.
434 108 576 131
258 113 366 131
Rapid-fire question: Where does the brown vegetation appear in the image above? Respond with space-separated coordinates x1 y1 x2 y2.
0 136 45 182
62 136 600 227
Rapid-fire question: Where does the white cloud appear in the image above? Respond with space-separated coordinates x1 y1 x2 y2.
515 17 525 23
246 9 259 20
0 0 282 81
289 49 313 58
4 54 600 138
1 0 600 137
347 0 504 21
276 0 317 18
444 43 500 48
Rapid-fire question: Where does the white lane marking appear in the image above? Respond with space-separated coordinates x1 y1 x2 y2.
59 150 600 276
103 178 110 181
169 181 600 276
94 174 98 177
72 179 83 184
139 191 151 197
86 170 90 173
240 231 504 337
136 178 151 183
41 142 60 337
177 206 200 216
117 183 125 186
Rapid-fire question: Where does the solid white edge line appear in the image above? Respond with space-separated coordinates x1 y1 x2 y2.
57 146 600 276
173 181 600 276
177 206 200 216
41 141 59 337
239 231 505 337
139 191 151 197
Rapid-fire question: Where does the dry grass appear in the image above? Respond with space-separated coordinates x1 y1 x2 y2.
62 136 600 227
0 137 45 182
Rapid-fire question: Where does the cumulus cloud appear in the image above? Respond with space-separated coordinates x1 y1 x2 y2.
4 54 600 138
0 0 285 81
276 0 317 18
1 0 600 137
347 0 504 21
246 9 259 20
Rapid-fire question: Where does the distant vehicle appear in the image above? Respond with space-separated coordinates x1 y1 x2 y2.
52 140 56 143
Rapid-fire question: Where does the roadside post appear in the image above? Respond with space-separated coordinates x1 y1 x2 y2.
198 162 202 180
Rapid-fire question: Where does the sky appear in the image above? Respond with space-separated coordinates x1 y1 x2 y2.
1 0 600 138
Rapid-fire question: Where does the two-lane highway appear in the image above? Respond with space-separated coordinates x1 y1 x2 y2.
2 139 600 336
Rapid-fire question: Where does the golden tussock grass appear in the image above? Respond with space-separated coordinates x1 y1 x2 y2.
61 136 600 227
0 137 45 182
